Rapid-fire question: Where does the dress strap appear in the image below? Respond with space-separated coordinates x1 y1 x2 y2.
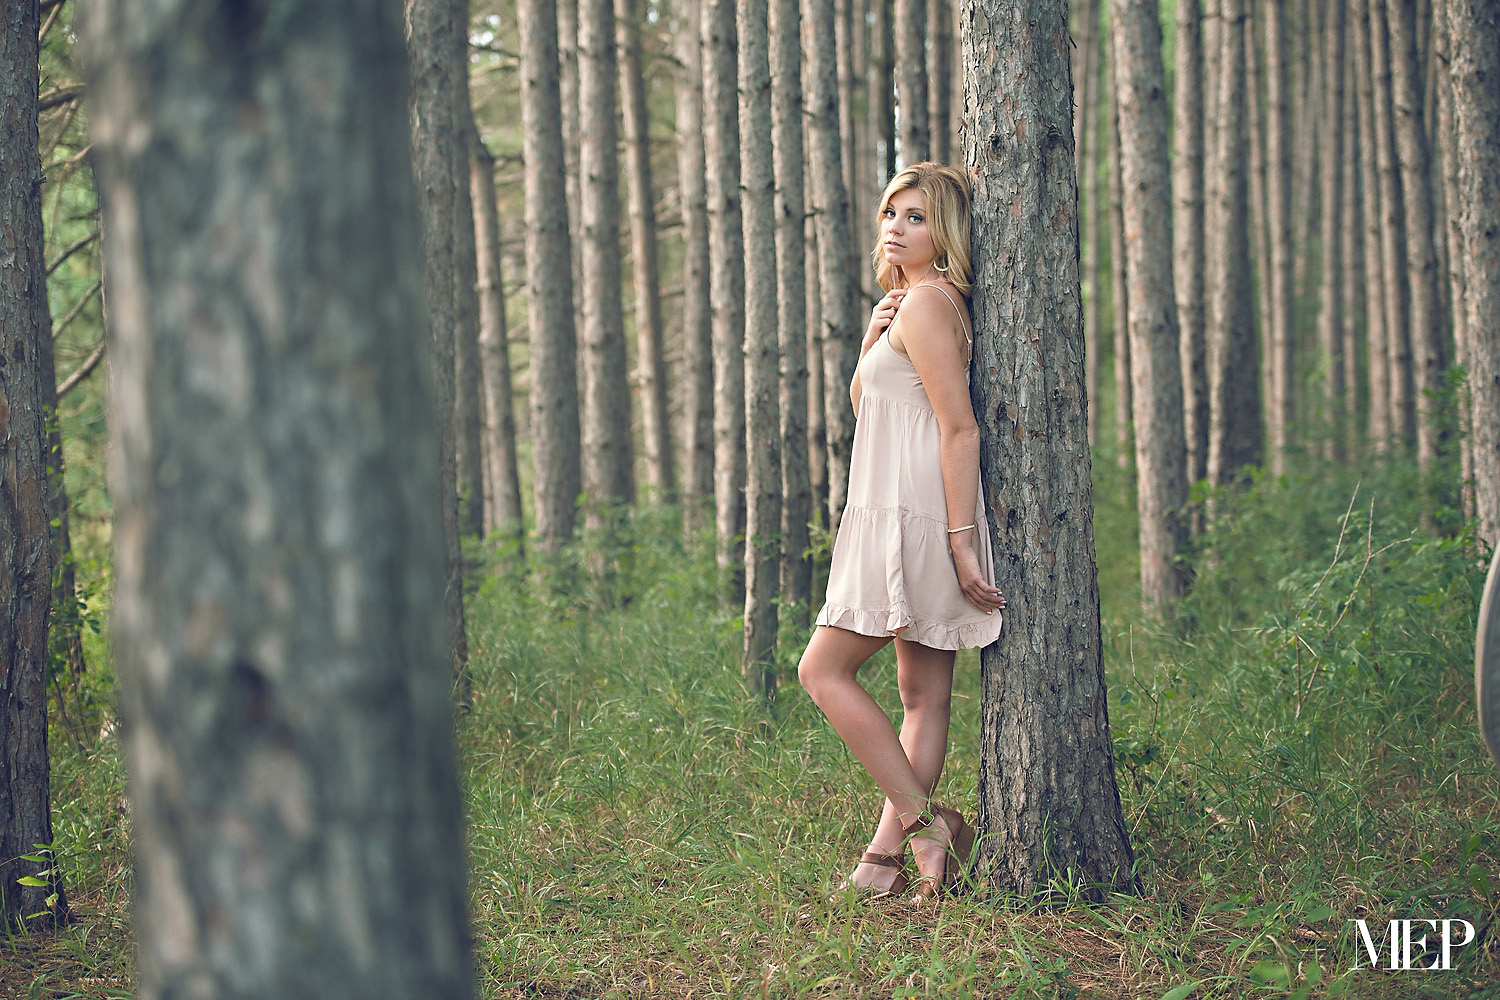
910 283 972 351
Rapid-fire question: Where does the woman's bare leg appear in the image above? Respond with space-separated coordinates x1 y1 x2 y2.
797 627 957 890
853 638 956 887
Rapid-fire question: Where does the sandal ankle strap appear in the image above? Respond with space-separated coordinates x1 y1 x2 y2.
858 852 904 869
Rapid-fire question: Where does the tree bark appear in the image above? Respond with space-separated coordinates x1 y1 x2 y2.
519 0 583 556
704 0 746 582
870 0 897 184
1341 25 1366 454
1112 0 1188 613
1 0 63 932
1207 0 1263 484
1317 0 1347 458
1265 0 1295 477
1075 0 1103 450
805 189 828 526
559 0 585 368
966 0 1136 897
1436 0 1472 513
1353 0 1391 448
1450 0 1500 546
739 0 779 692
773 0 812 624
1387 0 1447 473
895 0 930 164
617 0 672 502
454 127 485 545
81 0 474 991
406 0 468 687
675 0 715 532
808 0 860 532
1174 0 1208 488
578 0 634 525
470 132 524 545
1106 21 1133 470
1370 0 1415 449
1246 5 1275 461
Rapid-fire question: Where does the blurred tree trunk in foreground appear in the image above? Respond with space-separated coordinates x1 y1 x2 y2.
1 0 65 933
81 0 475 993
966 0 1136 898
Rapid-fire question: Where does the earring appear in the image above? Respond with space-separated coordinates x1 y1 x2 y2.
933 255 950 273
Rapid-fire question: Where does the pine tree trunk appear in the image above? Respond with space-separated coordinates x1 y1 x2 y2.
559 0 585 375
929 0 953 164
617 0 672 501
704 0 746 579
470 132 525 544
1106 22 1133 470
1075 0 1102 450
1370 0 1415 449
454 108 485 542
1111 0 1188 612
1353 0 1391 448
406 0 468 688
967 0 1136 897
1436 0 1473 515
739 0 779 691
1207 0 1263 484
837 0 857 206
1265 0 1295 476
1317 0 1347 458
1341 26 1366 453
1450 0 1500 546
519 0 583 556
0 0 63 931
1290 0 1323 294
1174 0 1208 488
895 0 930 164
675 0 715 532
805 204 828 525
1246 6 1275 454
1387 0 1447 473
773 0 813 624
870 0 896 184
82 0 474 990
808 0 860 532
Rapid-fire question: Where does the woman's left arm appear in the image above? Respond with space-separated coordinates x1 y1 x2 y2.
901 293 1006 613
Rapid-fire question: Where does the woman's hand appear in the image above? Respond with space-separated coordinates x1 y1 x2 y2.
863 288 906 349
951 543 1006 614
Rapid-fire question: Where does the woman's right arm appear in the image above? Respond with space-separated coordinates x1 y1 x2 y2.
850 288 906 413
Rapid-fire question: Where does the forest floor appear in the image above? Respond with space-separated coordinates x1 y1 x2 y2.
6 455 1500 999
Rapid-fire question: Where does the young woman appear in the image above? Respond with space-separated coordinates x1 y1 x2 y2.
798 162 1005 904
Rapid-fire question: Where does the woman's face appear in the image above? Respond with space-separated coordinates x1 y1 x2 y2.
880 188 937 275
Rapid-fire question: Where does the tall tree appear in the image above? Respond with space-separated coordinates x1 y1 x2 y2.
740 0 779 691
1317 0 1347 457
617 0 672 500
453 97 484 542
1112 0 1188 612
805 190 828 522
1174 0 1208 487
1450 0 1500 546
1264 0 1295 476
675 0 715 531
967 0 1136 896
1370 0 1415 449
1076 0 1103 449
1353 0 1391 448
1436 0 1472 509
1206 0 1262 484
559 0 585 356
1340 27 1366 453
704 0 746 578
81 0 474 991
1 0 64 931
579 0 634 526
470 132 524 544
773 0 813 622
808 0 860 530
1106 20 1133 469
929 0 953 164
1387 0 1447 473
869 0 896 185
519 0 583 556
405 0 468 685
895 0 930 163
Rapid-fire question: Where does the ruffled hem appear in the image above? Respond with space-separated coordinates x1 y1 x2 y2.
814 600 1003 652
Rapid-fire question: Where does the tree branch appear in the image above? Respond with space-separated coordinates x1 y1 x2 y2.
58 337 106 399
39 84 85 112
47 230 99 277
52 279 103 340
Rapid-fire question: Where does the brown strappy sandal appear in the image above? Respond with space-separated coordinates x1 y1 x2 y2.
829 851 910 902
903 806 975 904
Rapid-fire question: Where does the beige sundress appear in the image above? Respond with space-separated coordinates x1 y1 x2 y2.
814 284 1004 651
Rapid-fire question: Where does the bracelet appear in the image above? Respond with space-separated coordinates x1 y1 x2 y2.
946 524 976 535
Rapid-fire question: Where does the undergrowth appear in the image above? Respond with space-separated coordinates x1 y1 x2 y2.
9 451 1500 999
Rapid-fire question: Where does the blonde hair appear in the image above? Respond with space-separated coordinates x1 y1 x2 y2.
871 162 973 297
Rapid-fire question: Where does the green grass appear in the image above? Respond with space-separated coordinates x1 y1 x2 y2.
9 450 1500 999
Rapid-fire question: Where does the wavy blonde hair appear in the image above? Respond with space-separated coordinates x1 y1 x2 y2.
871 162 973 297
